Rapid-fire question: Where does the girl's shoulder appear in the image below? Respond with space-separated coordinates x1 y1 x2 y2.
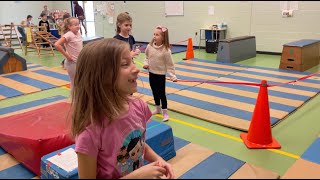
128 96 147 108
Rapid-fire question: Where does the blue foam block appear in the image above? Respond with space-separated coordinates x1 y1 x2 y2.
301 137 320 165
146 120 176 162
40 144 78 179
179 152 245 179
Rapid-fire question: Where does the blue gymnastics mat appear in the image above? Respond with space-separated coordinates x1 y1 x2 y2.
301 136 320 165
0 67 69 100
138 58 320 131
282 135 320 178
0 133 279 179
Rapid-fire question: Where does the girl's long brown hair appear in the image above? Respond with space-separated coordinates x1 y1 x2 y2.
70 38 130 138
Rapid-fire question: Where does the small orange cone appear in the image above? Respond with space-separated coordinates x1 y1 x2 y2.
240 80 281 149
185 38 194 60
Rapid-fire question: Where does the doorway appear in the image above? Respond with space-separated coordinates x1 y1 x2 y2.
72 1 95 37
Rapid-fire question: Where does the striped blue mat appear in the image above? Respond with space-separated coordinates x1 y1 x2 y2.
0 68 69 100
138 58 320 131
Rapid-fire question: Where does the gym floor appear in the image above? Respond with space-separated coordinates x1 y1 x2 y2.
2 46 320 177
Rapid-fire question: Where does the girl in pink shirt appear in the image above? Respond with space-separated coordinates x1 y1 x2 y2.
71 38 174 179
54 17 83 95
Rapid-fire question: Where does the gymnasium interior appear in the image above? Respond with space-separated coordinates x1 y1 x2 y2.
0 1 320 179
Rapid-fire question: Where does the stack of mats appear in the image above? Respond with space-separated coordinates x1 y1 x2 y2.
136 58 320 131
0 96 280 179
0 96 67 179
0 101 74 176
0 66 69 100
282 135 320 178
40 120 176 179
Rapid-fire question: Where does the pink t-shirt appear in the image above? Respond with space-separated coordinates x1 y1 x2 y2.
75 98 152 179
63 31 83 62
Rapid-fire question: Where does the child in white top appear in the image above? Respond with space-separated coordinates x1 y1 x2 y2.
143 25 177 122
54 17 83 95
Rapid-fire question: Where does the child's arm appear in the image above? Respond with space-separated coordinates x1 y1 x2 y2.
54 37 72 61
77 152 97 178
165 51 178 82
143 143 175 179
130 50 140 59
143 45 149 69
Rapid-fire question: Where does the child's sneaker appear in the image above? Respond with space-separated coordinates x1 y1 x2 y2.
162 109 169 122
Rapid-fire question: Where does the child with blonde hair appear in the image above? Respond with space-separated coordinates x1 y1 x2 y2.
71 38 174 179
54 17 83 94
114 12 140 59
143 25 177 122
56 13 71 69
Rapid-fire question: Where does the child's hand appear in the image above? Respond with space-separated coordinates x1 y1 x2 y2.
132 161 166 179
143 65 149 69
134 48 141 55
156 159 175 179
66 54 73 61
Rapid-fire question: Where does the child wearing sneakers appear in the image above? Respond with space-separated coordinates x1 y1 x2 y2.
143 25 177 122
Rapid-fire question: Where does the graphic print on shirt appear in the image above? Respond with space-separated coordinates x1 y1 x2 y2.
116 129 146 176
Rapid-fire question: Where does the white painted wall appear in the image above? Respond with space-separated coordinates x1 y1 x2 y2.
93 1 320 53
1 1 320 53
0 1 72 26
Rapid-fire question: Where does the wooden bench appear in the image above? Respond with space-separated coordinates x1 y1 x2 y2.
216 36 256 63
279 39 320 72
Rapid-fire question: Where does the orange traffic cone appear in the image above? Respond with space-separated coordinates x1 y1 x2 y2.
240 80 281 149
184 38 194 60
